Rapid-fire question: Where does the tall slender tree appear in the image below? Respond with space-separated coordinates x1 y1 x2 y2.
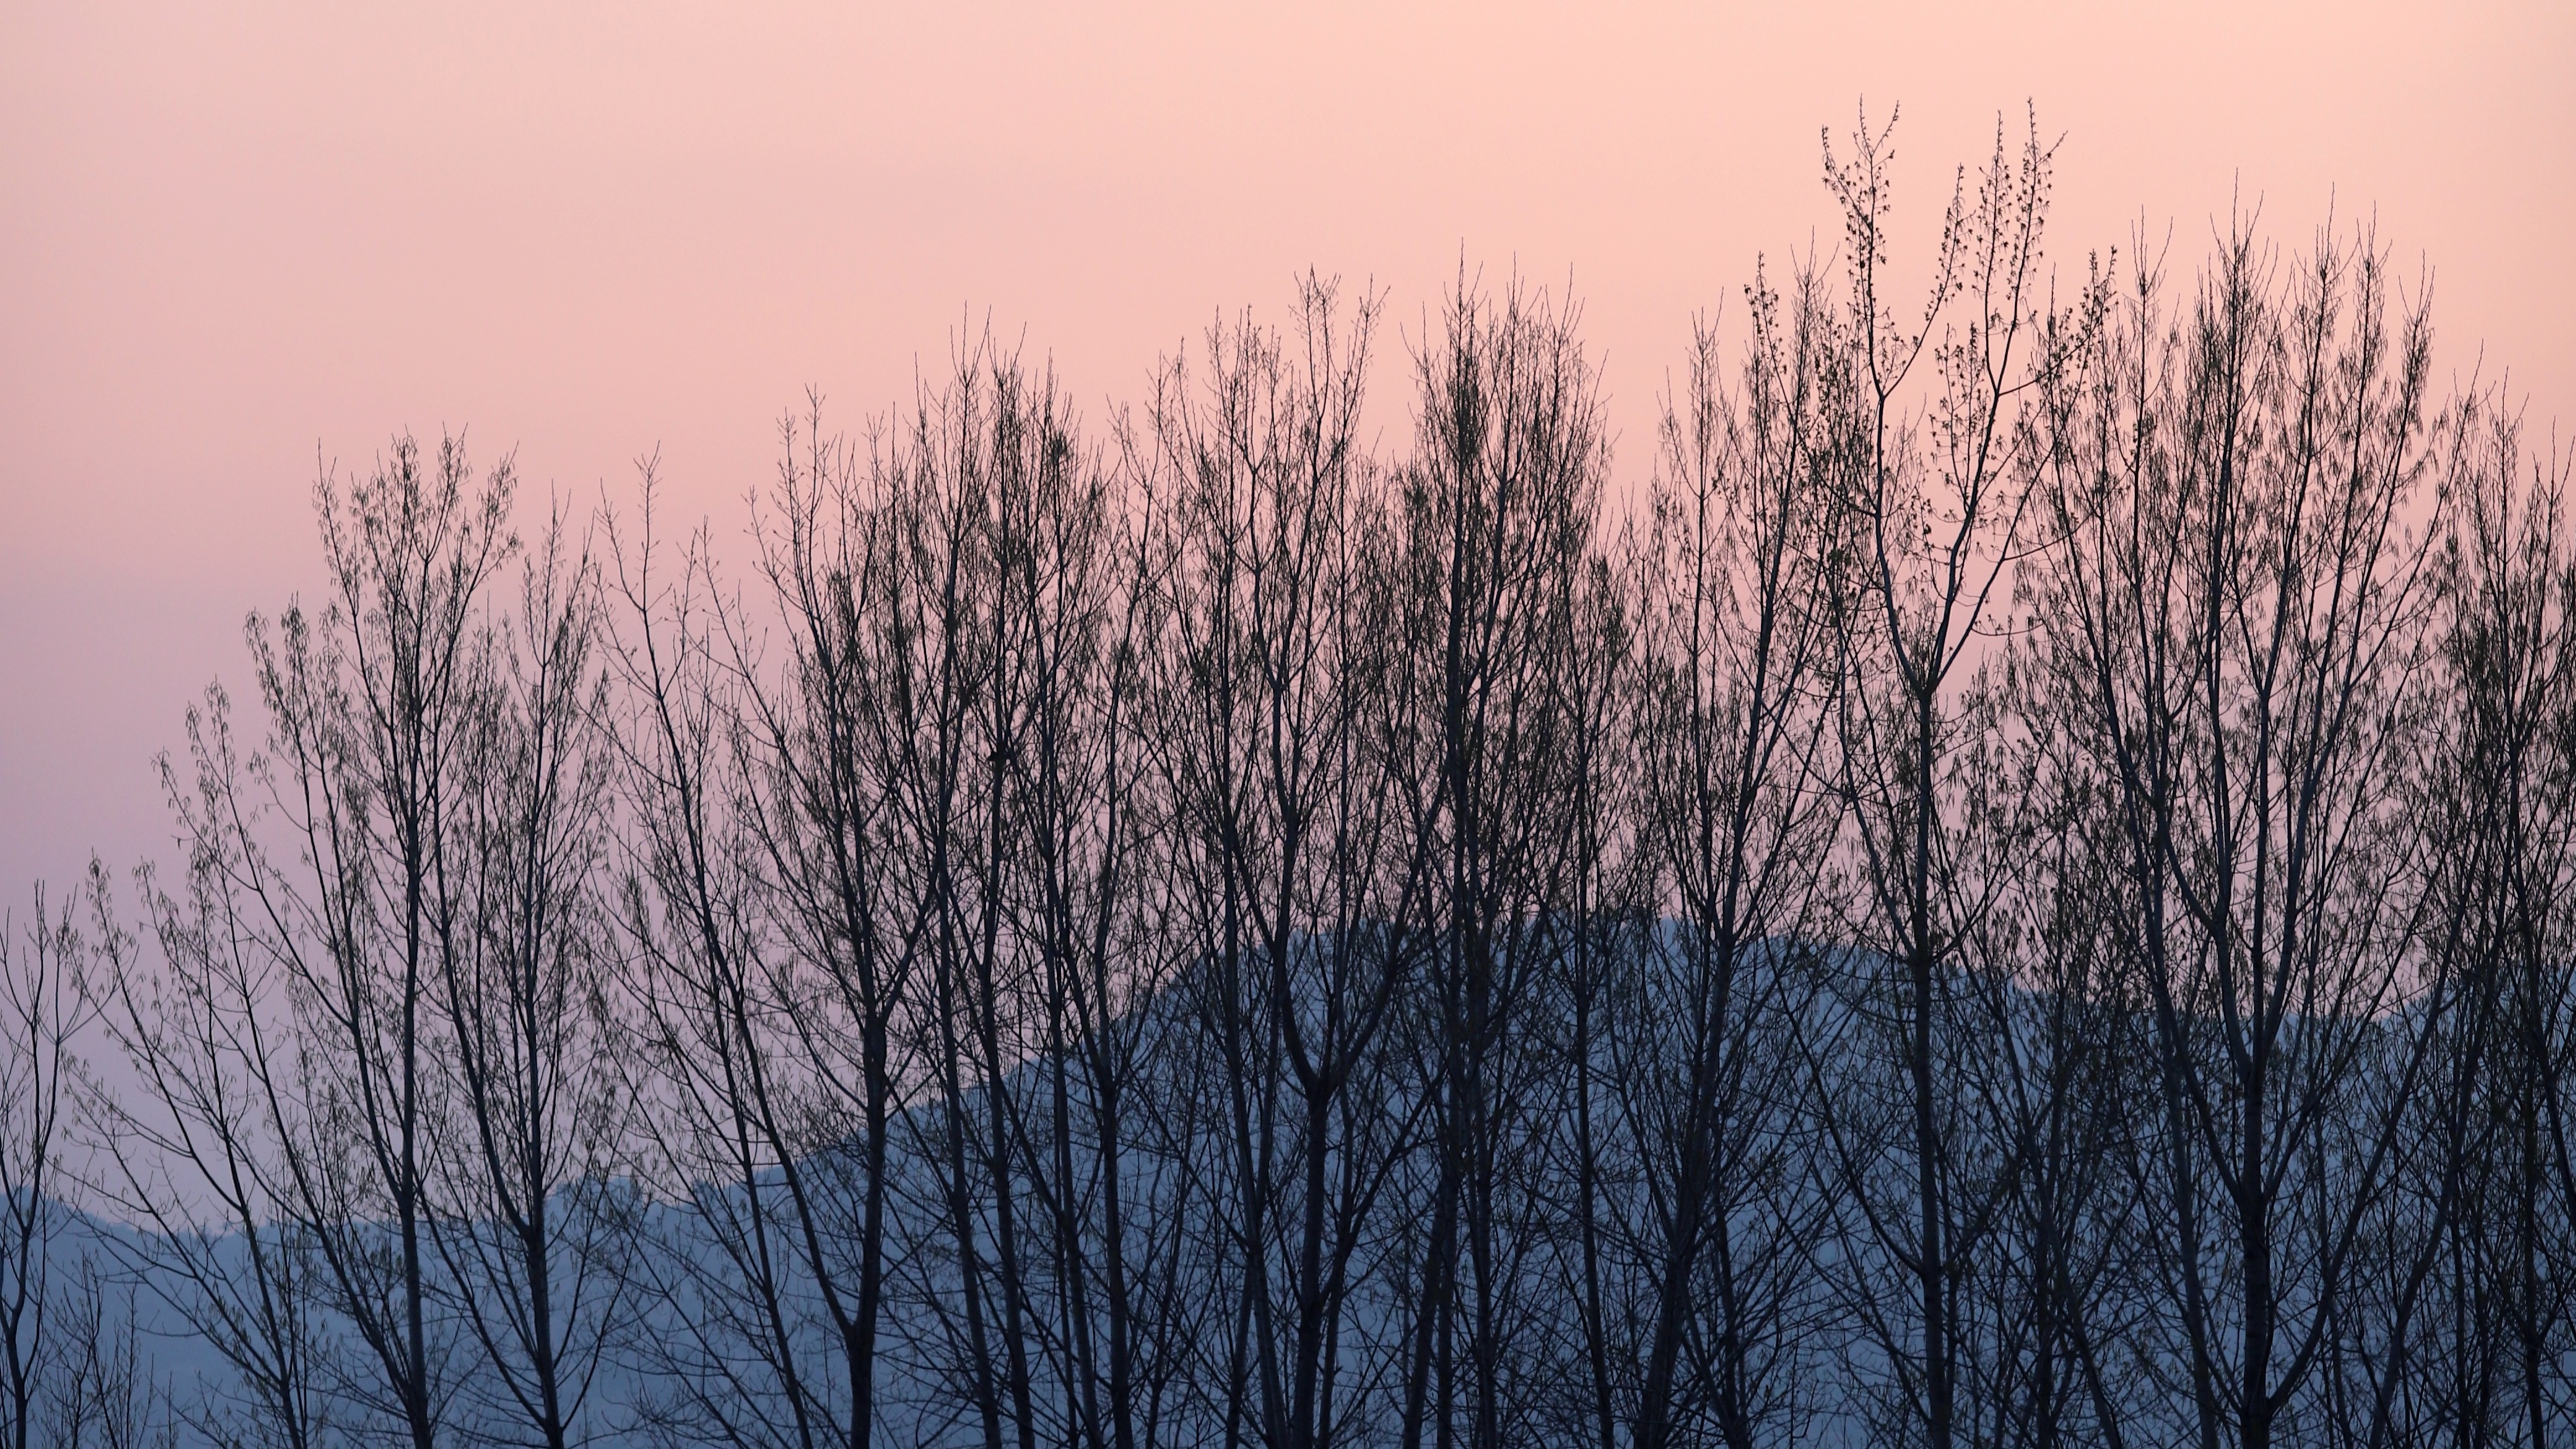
1625 274 1847 1449
1393 273 1608 1449
149 433 516 1448
2027 217 2458 1449
429 506 633 1449
1810 109 2093 1449
0 887 93 1449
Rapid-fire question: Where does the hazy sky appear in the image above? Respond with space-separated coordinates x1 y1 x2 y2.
4 1 2570 900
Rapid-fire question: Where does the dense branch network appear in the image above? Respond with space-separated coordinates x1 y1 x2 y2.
6 115 2574 1449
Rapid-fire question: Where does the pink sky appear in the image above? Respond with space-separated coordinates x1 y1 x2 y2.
3 1 2570 899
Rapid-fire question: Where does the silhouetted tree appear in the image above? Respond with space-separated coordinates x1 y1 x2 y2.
428 506 635 1449
1 887 93 1449
154 433 516 1449
2027 215 2460 1449
1623 276 1847 1449
95 846 332 1449
1144 277 1425 1449
1808 108 2100 1449
1392 272 1608 1449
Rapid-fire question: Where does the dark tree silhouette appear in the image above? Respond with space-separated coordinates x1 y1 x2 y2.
14 109 2574 1449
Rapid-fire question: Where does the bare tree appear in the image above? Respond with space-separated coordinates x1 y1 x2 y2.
41 1250 180 1449
1392 272 1608 1449
986 352 1164 1449
1972 661 2153 1449
835 352 1043 1449
2395 395 2576 1447
1 886 94 1449
1623 274 1847 1449
1806 107 2096 1449
2027 214 2460 1449
152 432 516 1448
1533 492 1640 1449
611 436 912 1449
1144 277 1431 1449
429 505 635 1449
607 469 816 1449
95 844 331 1449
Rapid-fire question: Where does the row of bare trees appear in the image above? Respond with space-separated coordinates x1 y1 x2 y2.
6 116 2572 1449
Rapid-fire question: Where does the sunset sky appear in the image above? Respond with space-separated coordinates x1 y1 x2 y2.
4 1 2570 899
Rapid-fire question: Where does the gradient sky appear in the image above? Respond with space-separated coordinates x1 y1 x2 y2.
4 1 2570 901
